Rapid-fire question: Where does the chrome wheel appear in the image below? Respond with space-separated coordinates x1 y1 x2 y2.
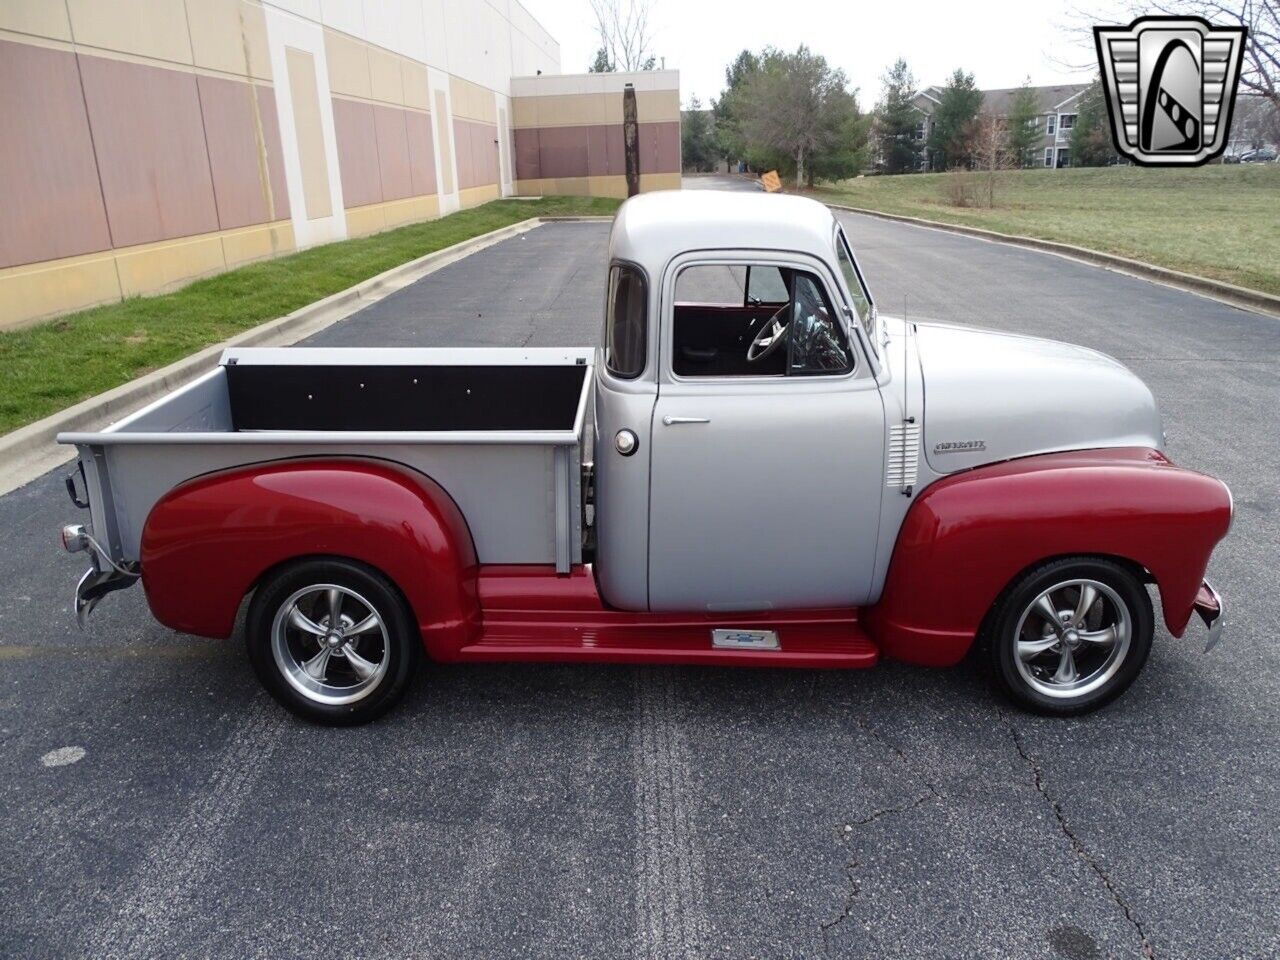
1013 578 1132 700
270 583 390 706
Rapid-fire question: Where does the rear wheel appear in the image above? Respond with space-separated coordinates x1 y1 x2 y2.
247 558 419 725
988 557 1153 716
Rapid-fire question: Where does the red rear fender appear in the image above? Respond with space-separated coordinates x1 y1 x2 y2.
866 448 1232 666
140 459 480 654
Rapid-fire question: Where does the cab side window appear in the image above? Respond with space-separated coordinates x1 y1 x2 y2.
746 265 788 305
605 263 646 379
788 274 853 375
671 263 853 378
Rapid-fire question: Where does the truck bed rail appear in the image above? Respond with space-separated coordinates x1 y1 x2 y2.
58 347 594 574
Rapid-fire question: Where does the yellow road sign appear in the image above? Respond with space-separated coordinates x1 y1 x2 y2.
760 170 781 192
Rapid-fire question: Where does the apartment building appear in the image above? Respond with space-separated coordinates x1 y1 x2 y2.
913 83 1090 169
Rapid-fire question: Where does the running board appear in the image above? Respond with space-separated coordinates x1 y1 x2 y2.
456 635 879 668
461 565 881 669
462 612 879 668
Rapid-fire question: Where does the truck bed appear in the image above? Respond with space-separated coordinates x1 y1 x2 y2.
58 347 594 572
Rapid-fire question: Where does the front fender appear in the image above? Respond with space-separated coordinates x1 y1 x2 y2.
865 448 1231 666
140 459 479 656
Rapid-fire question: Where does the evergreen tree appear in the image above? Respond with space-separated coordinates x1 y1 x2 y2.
927 69 983 170
1005 80 1041 169
712 50 761 166
875 58 921 175
808 100 871 184
736 46 865 188
1070 78 1116 167
681 96 718 172
588 47 613 72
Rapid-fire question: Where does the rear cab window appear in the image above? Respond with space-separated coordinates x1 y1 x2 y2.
605 262 647 379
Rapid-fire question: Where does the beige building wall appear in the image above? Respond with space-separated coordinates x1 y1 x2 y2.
0 0 564 329
510 71 682 199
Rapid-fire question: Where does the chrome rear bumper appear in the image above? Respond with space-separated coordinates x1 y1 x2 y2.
1193 580 1225 653
73 563 138 628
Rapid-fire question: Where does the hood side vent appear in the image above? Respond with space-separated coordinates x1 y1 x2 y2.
886 423 920 488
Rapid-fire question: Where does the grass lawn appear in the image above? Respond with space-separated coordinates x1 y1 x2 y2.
0 196 619 437
811 165 1280 297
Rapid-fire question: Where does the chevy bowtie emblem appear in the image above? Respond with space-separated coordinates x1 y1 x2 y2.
1094 16 1247 166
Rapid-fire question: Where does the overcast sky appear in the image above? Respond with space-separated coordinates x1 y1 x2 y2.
520 0 1134 107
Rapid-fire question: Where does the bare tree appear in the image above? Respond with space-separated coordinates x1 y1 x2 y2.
590 0 656 72
1128 1 1278 112
1234 88 1280 144
1063 2 1277 117
970 113 1017 207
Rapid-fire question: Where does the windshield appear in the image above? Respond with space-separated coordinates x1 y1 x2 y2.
835 229 875 345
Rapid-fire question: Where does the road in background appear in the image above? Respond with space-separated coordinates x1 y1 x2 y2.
2 190 1277 959
681 173 760 191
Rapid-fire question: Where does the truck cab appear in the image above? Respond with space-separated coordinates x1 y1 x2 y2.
594 191 900 614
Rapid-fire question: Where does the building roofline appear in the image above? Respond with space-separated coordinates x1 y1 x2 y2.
1052 88 1089 109
919 82 1090 112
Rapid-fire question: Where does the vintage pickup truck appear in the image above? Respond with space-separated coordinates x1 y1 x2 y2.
58 192 1231 724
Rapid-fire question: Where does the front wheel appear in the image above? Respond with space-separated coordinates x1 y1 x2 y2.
247 558 420 725
988 557 1154 716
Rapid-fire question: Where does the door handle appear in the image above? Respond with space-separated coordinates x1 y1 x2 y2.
662 416 710 426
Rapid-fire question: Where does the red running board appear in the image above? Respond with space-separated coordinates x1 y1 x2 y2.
459 565 879 669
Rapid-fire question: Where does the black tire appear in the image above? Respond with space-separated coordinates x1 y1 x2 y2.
987 557 1154 716
246 558 419 725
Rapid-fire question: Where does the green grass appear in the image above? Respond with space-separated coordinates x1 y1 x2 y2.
811 164 1280 297
0 196 619 436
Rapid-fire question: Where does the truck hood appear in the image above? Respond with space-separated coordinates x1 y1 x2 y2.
916 321 1163 474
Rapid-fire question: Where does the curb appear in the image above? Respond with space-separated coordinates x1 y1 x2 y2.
0 216 549 496
825 203 1280 320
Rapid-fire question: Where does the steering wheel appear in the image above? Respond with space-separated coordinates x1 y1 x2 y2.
746 303 791 363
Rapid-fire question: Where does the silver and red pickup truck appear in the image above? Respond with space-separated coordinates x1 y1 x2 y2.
57 192 1231 724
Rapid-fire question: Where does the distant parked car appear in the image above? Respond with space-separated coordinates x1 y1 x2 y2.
1240 149 1277 163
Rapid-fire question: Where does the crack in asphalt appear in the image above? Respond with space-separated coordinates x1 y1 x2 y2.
820 714 946 955
853 712 928 775
521 258 586 347
998 707 1157 960
820 791 940 956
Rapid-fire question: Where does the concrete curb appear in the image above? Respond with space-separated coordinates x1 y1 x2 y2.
0 216 550 496
826 203 1280 320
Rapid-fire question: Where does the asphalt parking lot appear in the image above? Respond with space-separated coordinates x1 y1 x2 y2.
2 181 1277 959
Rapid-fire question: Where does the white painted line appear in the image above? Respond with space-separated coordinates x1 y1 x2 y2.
40 746 86 767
